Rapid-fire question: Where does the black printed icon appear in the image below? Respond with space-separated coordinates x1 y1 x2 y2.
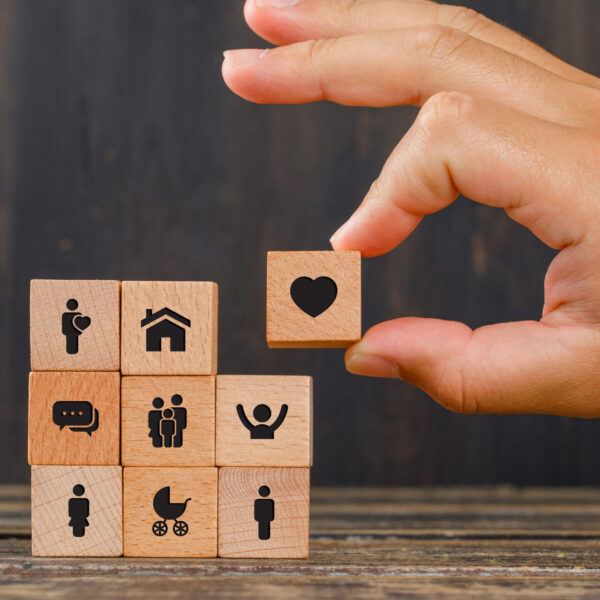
141 308 191 352
68 484 89 537
237 404 288 440
290 277 337 317
152 486 191 537
148 395 187 448
255 486 274 540
52 401 99 436
62 299 91 354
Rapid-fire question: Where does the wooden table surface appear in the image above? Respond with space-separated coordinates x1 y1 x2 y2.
2 485 600 598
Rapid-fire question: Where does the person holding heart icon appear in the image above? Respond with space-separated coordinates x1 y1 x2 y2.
62 299 92 355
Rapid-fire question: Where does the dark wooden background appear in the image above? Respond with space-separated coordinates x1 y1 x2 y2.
1 0 599 485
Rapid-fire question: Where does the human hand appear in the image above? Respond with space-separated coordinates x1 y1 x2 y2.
222 0 600 417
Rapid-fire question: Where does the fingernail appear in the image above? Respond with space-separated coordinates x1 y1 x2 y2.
329 220 350 249
346 352 401 379
223 49 268 67
256 0 302 7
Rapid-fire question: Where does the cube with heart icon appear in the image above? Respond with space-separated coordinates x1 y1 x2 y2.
266 251 362 348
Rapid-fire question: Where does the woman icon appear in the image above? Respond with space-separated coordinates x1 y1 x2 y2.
68 484 89 538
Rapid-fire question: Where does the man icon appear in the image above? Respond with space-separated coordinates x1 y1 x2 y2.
236 404 288 439
254 485 274 540
170 394 187 448
62 299 91 355
68 484 89 538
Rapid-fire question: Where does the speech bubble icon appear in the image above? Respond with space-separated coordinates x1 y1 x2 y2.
69 408 99 437
52 401 94 430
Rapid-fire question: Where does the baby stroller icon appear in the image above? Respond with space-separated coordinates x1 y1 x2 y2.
152 486 191 537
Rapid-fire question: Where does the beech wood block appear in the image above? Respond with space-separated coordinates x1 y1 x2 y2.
121 376 215 467
121 281 218 375
216 375 312 467
218 467 310 558
30 279 120 371
28 372 120 465
266 251 361 348
31 465 122 556
123 467 217 557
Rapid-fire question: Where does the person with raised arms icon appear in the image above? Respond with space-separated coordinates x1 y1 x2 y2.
236 403 288 440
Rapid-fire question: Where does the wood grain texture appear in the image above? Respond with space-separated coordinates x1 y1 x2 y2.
218 467 310 558
216 375 312 467
30 280 120 371
123 467 217 557
121 281 217 375
267 251 361 348
121 376 215 466
7 485 600 595
3 0 600 487
28 372 120 465
31 466 122 557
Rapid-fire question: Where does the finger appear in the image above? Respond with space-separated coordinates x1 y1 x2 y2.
329 91 596 257
244 0 600 90
221 28 599 126
344 317 600 417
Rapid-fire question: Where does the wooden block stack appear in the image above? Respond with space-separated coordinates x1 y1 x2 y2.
28 251 361 558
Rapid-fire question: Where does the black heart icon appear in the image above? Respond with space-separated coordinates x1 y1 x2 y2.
290 277 338 317
74 316 91 331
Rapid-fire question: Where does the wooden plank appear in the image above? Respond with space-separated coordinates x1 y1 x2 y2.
3 575 600 600
5 537 600 571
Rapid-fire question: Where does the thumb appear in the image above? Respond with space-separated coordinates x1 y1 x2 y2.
345 317 600 417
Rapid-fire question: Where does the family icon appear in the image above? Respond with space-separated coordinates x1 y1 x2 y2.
148 395 187 448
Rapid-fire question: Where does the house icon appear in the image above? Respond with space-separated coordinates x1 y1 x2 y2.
141 308 191 352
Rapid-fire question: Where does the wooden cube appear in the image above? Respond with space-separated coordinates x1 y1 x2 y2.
123 467 217 557
28 372 120 465
218 467 310 558
266 251 361 348
216 376 312 467
121 376 215 467
30 279 120 371
31 465 122 556
121 281 218 375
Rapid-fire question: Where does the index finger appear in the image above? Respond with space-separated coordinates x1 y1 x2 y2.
222 28 597 129
244 0 600 90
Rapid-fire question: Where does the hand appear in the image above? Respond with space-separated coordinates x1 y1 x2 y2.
222 0 600 417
